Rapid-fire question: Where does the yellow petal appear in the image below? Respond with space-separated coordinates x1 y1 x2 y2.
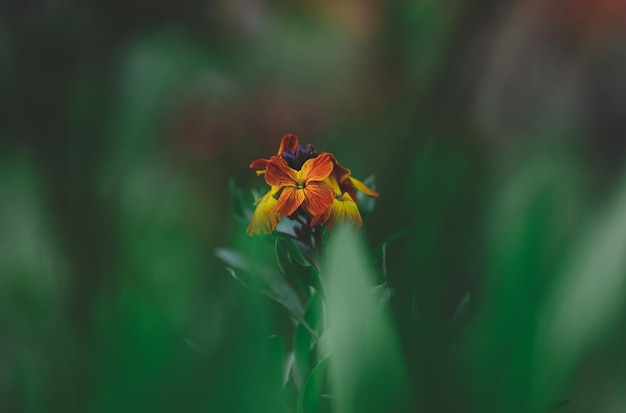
349 176 380 198
325 173 343 196
247 191 281 235
325 193 363 231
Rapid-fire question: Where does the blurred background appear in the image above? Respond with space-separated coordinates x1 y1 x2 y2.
2 0 626 411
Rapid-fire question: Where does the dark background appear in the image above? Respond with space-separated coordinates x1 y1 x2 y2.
2 0 626 411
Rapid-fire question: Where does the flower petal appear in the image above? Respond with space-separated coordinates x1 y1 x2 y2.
339 178 358 203
328 153 352 183
310 206 331 227
265 156 298 187
247 192 281 235
339 193 363 227
325 173 342 196
250 158 269 170
277 134 299 155
325 193 363 231
349 176 380 198
275 186 305 216
299 152 333 183
302 180 335 216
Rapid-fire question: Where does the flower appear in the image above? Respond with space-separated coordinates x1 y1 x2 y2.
249 134 299 175
264 153 335 216
246 187 281 235
246 134 379 236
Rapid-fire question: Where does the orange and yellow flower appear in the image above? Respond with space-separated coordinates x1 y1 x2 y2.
265 153 335 216
246 134 379 235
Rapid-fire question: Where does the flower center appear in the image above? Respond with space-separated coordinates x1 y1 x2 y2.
282 144 317 170
297 182 304 190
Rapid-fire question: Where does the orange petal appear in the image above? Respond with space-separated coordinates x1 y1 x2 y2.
349 176 380 198
247 192 281 235
277 134 299 155
338 178 358 202
265 156 298 187
275 186 305 216
299 153 333 183
250 158 269 170
302 181 335 216
328 153 352 183
310 207 331 227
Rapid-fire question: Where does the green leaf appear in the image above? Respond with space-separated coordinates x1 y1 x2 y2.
291 238 319 270
372 281 392 305
275 237 292 277
378 226 410 279
281 236 312 270
298 357 329 413
356 175 377 216
451 291 471 323
276 236 312 277
293 292 323 388
535 176 626 410
264 335 286 411
216 248 317 338
283 353 299 411
261 273 317 339
316 329 332 361
323 225 414 413
215 248 249 272
228 178 252 221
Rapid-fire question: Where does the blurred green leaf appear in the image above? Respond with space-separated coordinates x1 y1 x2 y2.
293 292 323 388
451 291 471 323
215 248 250 272
323 225 414 413
280 236 313 270
535 175 626 410
276 236 312 277
275 233 318 271
379 226 410 279
264 335 286 412
298 357 329 413
276 237 292 277
372 281 392 305
229 178 253 222
356 175 378 217
216 248 318 338
469 149 586 413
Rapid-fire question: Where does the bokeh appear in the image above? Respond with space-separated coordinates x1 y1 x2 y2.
2 0 626 412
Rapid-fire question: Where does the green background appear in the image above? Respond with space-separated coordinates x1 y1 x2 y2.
2 0 626 411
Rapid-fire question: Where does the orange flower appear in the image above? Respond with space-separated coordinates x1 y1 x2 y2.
265 153 335 216
246 187 281 235
246 134 380 236
249 134 299 175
